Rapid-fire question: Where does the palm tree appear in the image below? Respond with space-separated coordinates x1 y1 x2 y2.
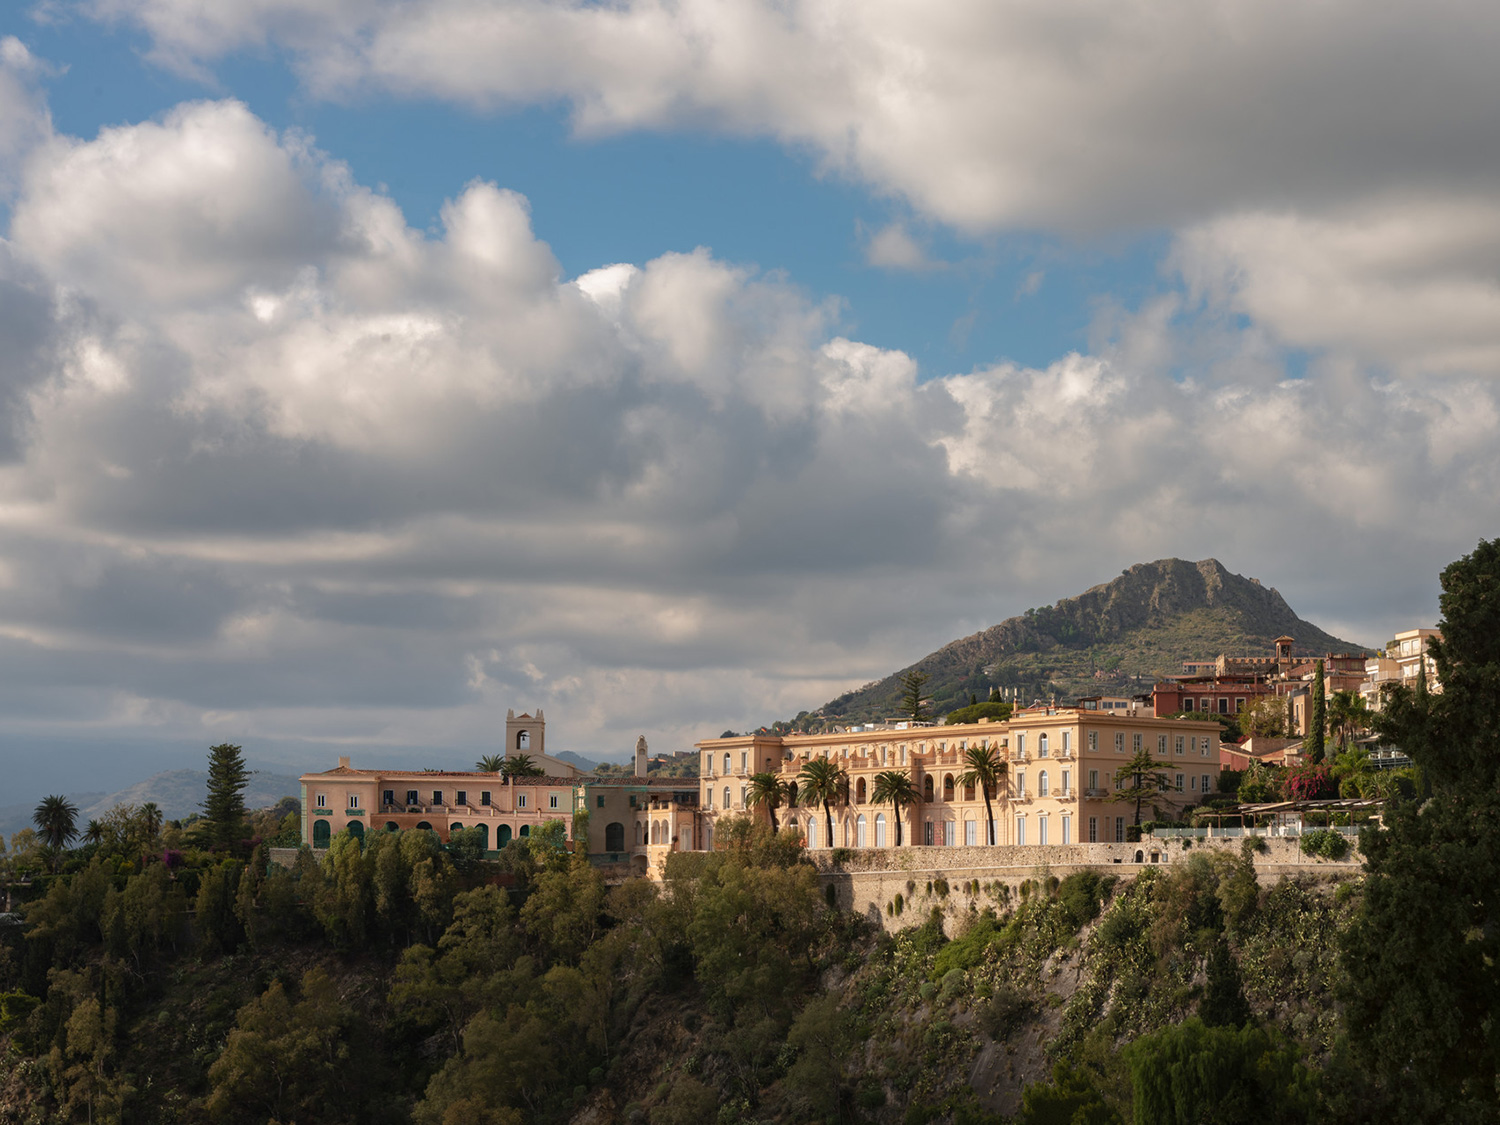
798 758 847 848
871 770 917 846
1327 691 1371 754
33 795 79 870
140 802 164 845
476 754 505 772
956 745 1007 845
499 754 545 779
83 819 104 846
746 772 791 833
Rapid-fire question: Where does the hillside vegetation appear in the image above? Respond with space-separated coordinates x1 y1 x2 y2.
807 559 1369 726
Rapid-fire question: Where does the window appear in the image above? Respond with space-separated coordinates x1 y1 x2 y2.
1184 697 1195 711
347 794 360 809
944 821 956 846
704 753 713 776
596 795 605 808
1175 773 1185 791
723 753 731 775
1016 733 1026 756
1016 817 1026 846
723 786 731 809
1133 733 1142 752
482 790 493 806
1061 769 1071 794
549 794 559 809
1115 733 1125 753
705 788 712 808
605 822 625 851
406 790 418 806
1039 733 1049 757
382 789 394 806
1158 735 1168 755
1174 737 1185 756
1201 737 1212 756
315 793 327 808
739 785 746 807
1202 774 1212 793
965 819 977 846
1039 816 1049 846
875 813 887 847
1062 731 1072 754
456 790 467 806
1219 698 1229 714
740 751 747 772
1088 731 1098 751
1088 816 1098 842
924 821 934 846
433 790 443 805
1015 772 1026 797
1191 775 1199 791
856 815 867 848
1115 817 1125 842
1236 698 1246 712
1088 769 1098 791
1062 816 1071 845
517 794 528 808
1039 771 1050 796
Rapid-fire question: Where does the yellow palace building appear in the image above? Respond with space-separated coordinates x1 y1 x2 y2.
695 705 1224 851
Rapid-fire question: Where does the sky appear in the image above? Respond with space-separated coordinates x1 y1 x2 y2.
1 1 1497 798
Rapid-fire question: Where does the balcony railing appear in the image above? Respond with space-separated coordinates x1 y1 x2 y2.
1083 787 1109 798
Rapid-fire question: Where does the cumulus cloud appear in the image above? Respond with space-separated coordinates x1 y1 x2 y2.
79 0 1500 234
863 222 940 272
0 95 1492 772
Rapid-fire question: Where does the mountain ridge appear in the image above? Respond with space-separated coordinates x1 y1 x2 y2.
807 558 1369 726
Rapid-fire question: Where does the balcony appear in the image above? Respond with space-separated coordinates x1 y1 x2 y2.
1083 787 1109 799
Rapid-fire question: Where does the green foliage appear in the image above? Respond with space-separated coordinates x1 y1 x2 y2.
930 911 1003 980
872 769 918 846
203 743 249 851
1306 659 1327 763
499 754 546 778
1018 1061 1122 1125
899 669 932 723
1298 829 1350 860
798 756 847 849
1123 1017 1312 1125
943 701 1013 725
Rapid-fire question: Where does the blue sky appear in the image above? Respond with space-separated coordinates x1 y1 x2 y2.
0 1 1496 798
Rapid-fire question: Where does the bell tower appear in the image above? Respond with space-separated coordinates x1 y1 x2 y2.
505 708 545 758
635 735 648 778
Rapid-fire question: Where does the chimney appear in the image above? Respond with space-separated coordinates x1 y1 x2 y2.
338 755 351 769
635 736 648 778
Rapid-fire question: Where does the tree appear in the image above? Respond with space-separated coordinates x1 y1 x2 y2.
1326 690 1371 754
1112 748 1176 826
33 795 79 870
1305 659 1326 762
476 754 505 772
745 772 790 833
1238 695 1286 739
898 670 931 724
1339 539 1500 1117
956 744 1006 845
203 743 249 851
499 754 545 779
1123 1017 1311 1124
797 758 847 849
871 770 917 847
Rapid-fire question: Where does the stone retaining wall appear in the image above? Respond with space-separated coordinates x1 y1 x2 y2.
810 837 1360 933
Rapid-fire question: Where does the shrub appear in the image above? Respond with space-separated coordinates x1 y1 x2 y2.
1300 829 1350 860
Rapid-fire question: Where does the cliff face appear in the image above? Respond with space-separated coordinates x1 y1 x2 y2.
810 558 1368 724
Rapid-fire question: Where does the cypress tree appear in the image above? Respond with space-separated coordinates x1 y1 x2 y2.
1307 659 1326 763
203 743 249 851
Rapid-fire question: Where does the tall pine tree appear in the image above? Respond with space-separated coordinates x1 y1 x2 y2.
203 743 249 851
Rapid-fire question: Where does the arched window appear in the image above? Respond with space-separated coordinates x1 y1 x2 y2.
856 814 867 848
519 824 530 838
475 824 489 851
635 823 643 845
923 775 935 801
724 752 732 775
806 818 818 849
383 821 399 832
1039 733 1049 757
1039 770 1050 796
723 786 731 809
605 821 625 851
516 729 530 750
875 812 887 847
788 782 799 804
415 821 433 832
855 778 867 804
450 822 464 838
943 774 955 800
347 820 364 843
498 824 512 846
312 819 331 847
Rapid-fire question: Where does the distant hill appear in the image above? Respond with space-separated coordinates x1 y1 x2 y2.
0 768 302 840
551 750 599 771
807 558 1369 727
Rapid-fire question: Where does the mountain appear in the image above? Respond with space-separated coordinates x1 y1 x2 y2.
551 750 599 771
0 768 303 840
808 558 1370 726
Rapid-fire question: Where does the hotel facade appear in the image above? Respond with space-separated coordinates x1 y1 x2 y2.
695 706 1225 852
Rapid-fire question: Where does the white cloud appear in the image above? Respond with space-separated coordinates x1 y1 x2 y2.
79 1 1500 234
0 94 1491 770
864 222 939 271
